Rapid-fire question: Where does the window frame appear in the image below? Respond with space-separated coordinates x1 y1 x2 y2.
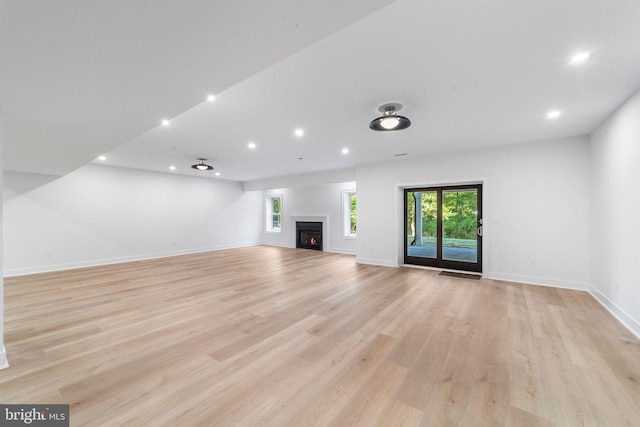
342 190 357 238
265 194 283 233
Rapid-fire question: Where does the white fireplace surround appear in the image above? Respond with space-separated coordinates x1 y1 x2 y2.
291 215 328 251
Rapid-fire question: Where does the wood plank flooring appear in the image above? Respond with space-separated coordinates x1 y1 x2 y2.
2 246 639 426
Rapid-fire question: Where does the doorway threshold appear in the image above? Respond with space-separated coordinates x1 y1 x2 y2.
439 271 481 280
401 263 483 279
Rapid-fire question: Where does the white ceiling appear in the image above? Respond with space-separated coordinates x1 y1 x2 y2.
2 0 640 182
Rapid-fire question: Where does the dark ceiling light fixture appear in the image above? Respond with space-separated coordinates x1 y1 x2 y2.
369 103 411 131
191 158 214 171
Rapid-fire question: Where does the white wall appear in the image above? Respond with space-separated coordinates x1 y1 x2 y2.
590 88 640 338
356 136 591 290
261 182 357 254
3 164 262 276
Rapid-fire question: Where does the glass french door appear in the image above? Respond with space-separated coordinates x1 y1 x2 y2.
404 184 482 273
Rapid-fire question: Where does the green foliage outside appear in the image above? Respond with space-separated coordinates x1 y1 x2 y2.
272 197 281 230
350 194 357 234
407 190 477 249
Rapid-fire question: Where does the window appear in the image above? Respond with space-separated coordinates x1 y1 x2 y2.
342 190 356 237
266 195 282 232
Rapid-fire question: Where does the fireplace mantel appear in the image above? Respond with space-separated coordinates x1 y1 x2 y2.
291 215 328 252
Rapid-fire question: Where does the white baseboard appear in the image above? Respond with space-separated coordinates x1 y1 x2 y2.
327 247 356 255
3 242 260 277
487 272 588 291
588 286 640 341
5 243 355 277
0 346 8 370
355 256 396 268
259 241 355 256
259 242 293 249
485 273 640 340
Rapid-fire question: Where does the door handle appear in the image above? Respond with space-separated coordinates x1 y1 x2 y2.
477 226 483 237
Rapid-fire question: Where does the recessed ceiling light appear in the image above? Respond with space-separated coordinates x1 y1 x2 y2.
98 155 107 161
207 94 215 102
570 52 591 64
161 119 170 126
342 148 349 154
215 172 221 176
169 165 176 171
547 110 562 119
294 128 304 137
248 142 256 149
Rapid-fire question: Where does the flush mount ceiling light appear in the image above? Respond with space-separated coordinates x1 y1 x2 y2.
191 158 214 171
369 103 411 131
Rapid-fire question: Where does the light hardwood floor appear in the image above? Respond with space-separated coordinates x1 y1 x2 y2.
2 246 639 426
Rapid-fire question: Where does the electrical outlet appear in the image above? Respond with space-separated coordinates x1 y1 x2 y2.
47 252 53 258
529 258 536 267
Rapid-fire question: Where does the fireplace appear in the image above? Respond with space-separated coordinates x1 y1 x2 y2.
296 221 323 251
